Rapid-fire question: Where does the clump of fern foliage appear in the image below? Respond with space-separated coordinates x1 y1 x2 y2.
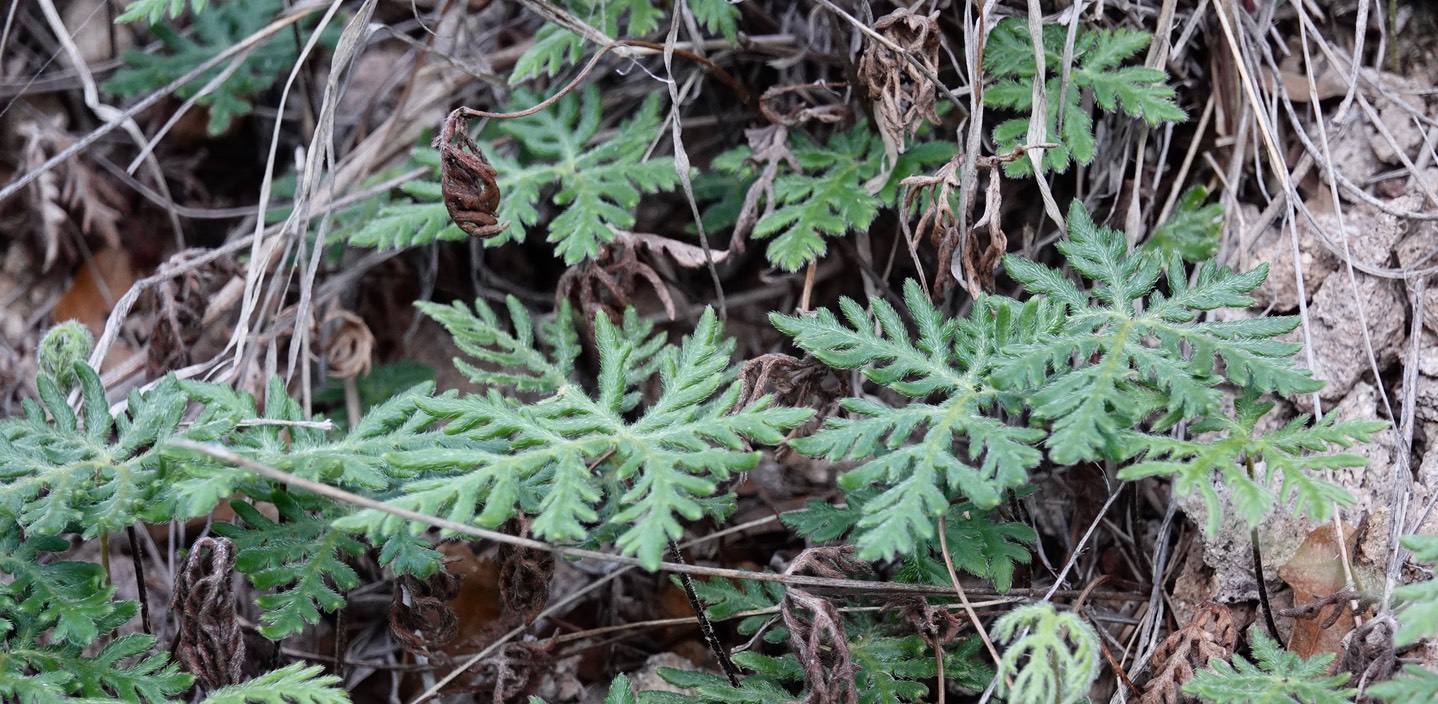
12 0 1431 700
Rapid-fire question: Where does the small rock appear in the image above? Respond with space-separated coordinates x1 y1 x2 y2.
1305 271 1405 402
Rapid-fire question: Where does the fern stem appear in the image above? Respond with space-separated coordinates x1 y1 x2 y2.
799 259 818 312
100 532 112 586
668 540 742 686
127 525 151 635
1245 454 1283 645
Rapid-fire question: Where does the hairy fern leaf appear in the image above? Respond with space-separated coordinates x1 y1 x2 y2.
999 201 1323 465
0 366 186 538
0 537 191 702
116 0 210 23
1142 186 1223 262
993 604 1101 704
335 306 810 570
512 0 665 80
105 0 336 134
984 18 1184 176
212 492 364 639
898 503 1036 594
687 575 787 643
647 660 799 703
774 280 1051 560
417 296 580 393
198 663 346 704
485 87 681 263
1390 534 1438 646
1120 391 1385 534
1183 630 1354 704
0 533 120 647
749 126 884 271
1370 665 1438 704
344 149 467 249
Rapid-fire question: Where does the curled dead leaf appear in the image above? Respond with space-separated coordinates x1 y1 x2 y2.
322 306 374 379
435 109 508 239
1140 602 1236 704
858 7 942 164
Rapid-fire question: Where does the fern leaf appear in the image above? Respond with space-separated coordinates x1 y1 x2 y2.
1143 186 1223 261
751 126 882 271
105 0 337 134
1391 534 1438 646
116 0 209 24
510 0 667 79
687 0 740 41
650 661 800 703
1119 391 1384 534
774 281 1049 560
484 87 680 263
999 201 1324 465
993 604 1101 704
199 663 347 704
686 575 786 642
984 18 1185 177
1370 666 1438 704
213 493 364 639
0 534 118 647
416 296 577 393
780 500 862 544
898 503 1036 593
1183 630 1354 704
850 635 934 703
0 368 187 538
335 306 810 570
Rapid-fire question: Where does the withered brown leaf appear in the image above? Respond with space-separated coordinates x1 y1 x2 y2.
435 109 509 239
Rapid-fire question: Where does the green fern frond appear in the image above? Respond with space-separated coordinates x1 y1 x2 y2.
898 503 1036 594
116 0 209 24
993 604 1101 704
212 492 364 639
105 0 338 135
1119 391 1384 534
984 18 1185 176
416 297 579 393
0 533 122 648
780 499 863 544
1183 630 1354 704
335 306 810 570
687 0 740 41
999 200 1324 465
686 575 786 643
0 538 192 702
849 635 936 702
1142 186 1224 262
0 366 186 538
1370 666 1438 704
1390 534 1438 646
198 663 347 704
343 149 468 249
481 86 680 263
510 0 668 80
773 281 1052 560
647 658 800 702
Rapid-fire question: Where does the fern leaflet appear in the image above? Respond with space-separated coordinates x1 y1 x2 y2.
993 604 1101 704
1183 630 1355 704
1119 391 1384 534
773 280 1051 560
998 200 1324 465
984 18 1185 176
197 663 347 704
483 87 681 263
335 303 810 570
